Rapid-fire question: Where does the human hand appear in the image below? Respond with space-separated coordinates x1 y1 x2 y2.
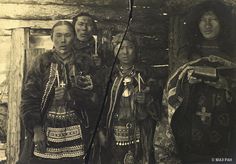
98 131 106 147
33 126 46 153
77 75 93 90
54 87 66 100
92 55 101 66
135 92 145 104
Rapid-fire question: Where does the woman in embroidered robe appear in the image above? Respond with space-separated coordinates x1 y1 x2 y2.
21 21 95 164
166 1 236 163
98 33 158 164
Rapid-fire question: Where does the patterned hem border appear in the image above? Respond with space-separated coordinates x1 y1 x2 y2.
34 145 84 159
47 125 82 143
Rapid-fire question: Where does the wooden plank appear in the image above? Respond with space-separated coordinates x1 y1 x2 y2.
0 3 125 20
0 0 164 7
166 0 236 14
0 19 119 31
0 29 11 36
7 28 29 164
0 28 51 36
0 36 11 74
0 0 116 6
0 19 64 30
0 14 168 35
0 3 162 21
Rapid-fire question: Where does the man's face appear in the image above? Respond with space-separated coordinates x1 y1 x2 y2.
199 11 220 40
75 16 94 42
114 40 136 65
52 25 74 54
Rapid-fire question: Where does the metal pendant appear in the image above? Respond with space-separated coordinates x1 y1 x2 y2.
124 150 135 164
122 88 131 97
122 76 132 97
123 77 132 84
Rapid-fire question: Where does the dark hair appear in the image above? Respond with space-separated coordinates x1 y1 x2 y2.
72 12 98 34
51 21 75 39
111 32 137 50
112 32 140 63
186 0 232 55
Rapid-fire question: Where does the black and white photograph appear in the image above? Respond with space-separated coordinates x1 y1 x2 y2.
0 0 235 163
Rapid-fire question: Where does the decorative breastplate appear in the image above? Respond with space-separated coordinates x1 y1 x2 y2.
113 122 140 146
112 65 141 146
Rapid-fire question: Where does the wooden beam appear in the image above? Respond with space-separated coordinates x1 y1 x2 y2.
7 27 29 164
0 3 124 20
0 36 11 66
166 0 235 14
0 14 168 35
0 0 164 7
0 19 64 30
0 3 162 21
0 0 119 6
0 29 11 36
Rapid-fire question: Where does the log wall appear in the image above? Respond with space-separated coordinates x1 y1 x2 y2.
7 28 29 164
1 1 169 164
0 0 169 65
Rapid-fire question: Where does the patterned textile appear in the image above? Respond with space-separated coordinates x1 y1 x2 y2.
113 125 140 146
166 55 236 163
33 61 86 159
34 145 84 159
167 55 236 121
46 125 82 143
102 64 158 164
154 117 181 164
21 50 96 162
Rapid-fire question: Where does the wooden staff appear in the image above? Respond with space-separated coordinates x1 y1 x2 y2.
93 35 98 56
138 73 141 92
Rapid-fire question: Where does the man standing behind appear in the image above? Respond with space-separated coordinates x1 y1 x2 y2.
72 12 102 67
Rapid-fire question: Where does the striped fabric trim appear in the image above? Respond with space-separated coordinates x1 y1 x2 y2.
46 125 82 143
41 63 58 113
34 145 84 159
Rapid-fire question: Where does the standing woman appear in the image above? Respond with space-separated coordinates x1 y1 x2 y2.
21 21 94 164
99 33 158 164
185 0 232 60
166 1 236 163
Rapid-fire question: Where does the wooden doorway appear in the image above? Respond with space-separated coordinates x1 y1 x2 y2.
7 27 52 164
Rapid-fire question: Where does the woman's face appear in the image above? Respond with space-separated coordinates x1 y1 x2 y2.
114 40 136 66
52 25 74 54
75 16 94 42
199 11 220 40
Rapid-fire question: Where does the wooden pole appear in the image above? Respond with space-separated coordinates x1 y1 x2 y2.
7 27 29 164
